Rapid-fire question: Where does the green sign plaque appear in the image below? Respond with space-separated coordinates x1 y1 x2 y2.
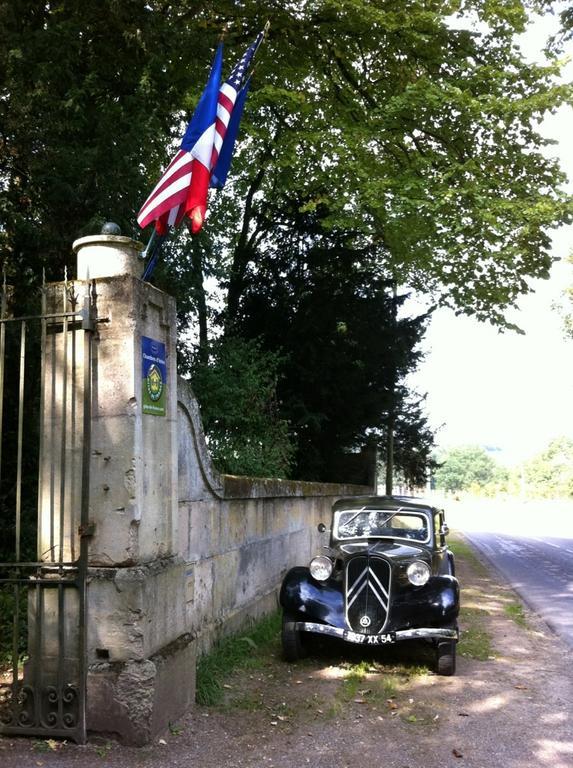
142 336 166 416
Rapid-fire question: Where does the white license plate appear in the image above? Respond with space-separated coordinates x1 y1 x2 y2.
344 631 396 645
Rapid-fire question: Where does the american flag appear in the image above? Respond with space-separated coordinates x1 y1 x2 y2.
210 31 264 190
137 30 264 236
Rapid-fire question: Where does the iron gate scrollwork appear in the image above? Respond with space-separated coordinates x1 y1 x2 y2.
0 275 95 743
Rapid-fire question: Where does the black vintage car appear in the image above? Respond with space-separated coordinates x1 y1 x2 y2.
279 496 460 675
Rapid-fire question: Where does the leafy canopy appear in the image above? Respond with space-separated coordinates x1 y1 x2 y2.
2 0 572 320
205 0 573 329
433 445 503 492
3 1 573 482
523 436 573 498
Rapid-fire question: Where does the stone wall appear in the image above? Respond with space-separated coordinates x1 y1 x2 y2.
177 379 371 655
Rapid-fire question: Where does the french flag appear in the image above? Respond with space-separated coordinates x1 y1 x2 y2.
137 44 222 235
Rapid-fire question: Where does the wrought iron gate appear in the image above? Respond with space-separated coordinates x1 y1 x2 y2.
0 276 94 743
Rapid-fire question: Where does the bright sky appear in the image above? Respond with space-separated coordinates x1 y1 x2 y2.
410 12 573 465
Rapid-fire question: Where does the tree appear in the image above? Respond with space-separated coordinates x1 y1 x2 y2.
178 0 573 480
190 335 294 477
544 0 573 49
523 437 573 498
391 393 439 490
555 253 573 339
228 211 434 481
0 0 213 283
202 0 573 336
3 1 572 312
433 445 501 493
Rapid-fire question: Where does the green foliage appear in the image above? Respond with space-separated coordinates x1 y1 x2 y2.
555 254 573 339
3 0 570 314
434 445 504 492
0 0 203 285
448 535 488 575
504 602 528 628
392 393 440 489
231 224 435 481
3 1 572 489
196 611 281 706
206 0 573 329
522 436 573 498
459 606 495 660
191 336 295 478
0 585 28 667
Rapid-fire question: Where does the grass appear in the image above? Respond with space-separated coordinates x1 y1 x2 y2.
504 602 528 628
195 611 281 706
168 722 184 736
32 741 53 753
228 692 265 711
448 535 488 575
326 660 414 718
94 742 112 758
458 607 494 660
336 661 371 701
459 626 494 661
319 658 436 725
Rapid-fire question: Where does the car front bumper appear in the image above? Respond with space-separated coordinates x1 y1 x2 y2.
292 621 458 646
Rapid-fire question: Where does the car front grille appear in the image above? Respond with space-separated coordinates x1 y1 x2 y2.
345 555 391 634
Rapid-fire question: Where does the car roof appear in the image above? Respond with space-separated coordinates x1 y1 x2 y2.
332 495 438 514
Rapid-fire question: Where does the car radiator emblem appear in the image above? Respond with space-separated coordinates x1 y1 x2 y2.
345 555 391 634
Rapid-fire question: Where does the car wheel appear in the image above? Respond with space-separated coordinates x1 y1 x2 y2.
436 639 456 676
281 612 308 662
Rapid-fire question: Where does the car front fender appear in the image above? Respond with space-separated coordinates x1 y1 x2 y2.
389 575 460 629
279 567 345 629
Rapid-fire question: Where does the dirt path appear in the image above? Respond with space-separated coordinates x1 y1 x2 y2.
1 535 572 768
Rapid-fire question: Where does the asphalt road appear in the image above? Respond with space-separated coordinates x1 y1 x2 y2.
447 498 573 650
465 530 573 648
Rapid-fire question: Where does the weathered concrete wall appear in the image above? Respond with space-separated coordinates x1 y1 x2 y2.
177 379 371 655
87 274 179 566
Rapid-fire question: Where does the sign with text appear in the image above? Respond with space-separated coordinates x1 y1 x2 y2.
142 336 167 416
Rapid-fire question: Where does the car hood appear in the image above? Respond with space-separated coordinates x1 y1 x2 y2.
338 540 428 561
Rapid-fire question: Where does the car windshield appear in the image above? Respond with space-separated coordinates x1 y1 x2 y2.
334 508 429 542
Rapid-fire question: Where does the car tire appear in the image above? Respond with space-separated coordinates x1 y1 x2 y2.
436 639 456 676
281 612 308 662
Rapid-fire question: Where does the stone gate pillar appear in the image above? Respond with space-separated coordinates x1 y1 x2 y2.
73 231 194 744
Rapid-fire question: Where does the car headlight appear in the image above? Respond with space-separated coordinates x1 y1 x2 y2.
407 561 431 586
309 555 333 581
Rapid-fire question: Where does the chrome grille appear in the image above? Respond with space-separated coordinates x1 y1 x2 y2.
345 555 391 634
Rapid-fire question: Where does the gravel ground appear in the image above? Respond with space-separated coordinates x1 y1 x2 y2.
1 535 572 768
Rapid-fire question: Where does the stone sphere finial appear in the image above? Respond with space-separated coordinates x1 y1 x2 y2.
101 222 122 235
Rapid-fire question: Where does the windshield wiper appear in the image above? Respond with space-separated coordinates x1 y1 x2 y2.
337 506 367 532
379 508 403 528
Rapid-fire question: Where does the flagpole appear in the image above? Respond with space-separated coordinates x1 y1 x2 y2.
141 229 168 281
253 21 270 56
